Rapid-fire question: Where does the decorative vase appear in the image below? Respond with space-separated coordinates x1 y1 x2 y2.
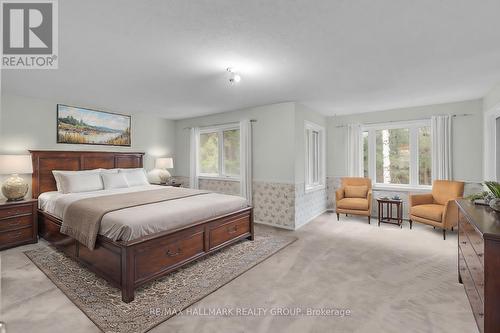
1 174 28 201
489 198 500 212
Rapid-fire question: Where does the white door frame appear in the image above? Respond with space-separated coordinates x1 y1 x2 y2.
484 102 500 181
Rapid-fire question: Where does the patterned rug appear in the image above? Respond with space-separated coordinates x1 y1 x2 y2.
25 232 296 333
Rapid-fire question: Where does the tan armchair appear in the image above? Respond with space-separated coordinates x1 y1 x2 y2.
409 180 464 240
336 177 372 224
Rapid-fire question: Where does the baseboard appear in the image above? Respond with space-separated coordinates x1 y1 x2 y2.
295 209 328 230
254 220 295 231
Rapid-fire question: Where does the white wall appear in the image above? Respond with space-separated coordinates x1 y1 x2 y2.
484 83 500 112
0 94 176 198
327 99 483 182
174 102 296 183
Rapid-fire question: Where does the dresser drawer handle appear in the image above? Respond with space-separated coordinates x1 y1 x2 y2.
227 225 238 234
166 247 182 257
478 253 483 257
461 241 467 245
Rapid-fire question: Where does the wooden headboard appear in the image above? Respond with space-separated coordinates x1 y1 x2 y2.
30 150 145 198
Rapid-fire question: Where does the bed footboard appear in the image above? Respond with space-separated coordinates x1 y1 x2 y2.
38 207 254 302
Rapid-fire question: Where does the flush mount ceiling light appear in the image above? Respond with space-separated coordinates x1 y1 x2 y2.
227 67 241 84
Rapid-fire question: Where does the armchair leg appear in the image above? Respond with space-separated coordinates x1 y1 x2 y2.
336 213 339 221
451 227 454 232
409 220 413 229
443 229 446 240
368 216 371 224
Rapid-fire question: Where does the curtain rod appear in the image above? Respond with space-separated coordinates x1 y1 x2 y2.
183 119 257 130
334 113 473 128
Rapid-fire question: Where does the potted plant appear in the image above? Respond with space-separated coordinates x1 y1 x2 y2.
484 181 500 212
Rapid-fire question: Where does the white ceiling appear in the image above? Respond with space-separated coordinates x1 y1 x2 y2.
3 0 500 119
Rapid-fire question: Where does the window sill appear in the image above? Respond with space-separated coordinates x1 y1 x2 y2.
372 184 432 192
305 184 326 194
198 176 240 182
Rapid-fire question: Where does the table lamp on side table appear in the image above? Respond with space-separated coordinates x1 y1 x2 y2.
0 155 33 201
149 157 173 185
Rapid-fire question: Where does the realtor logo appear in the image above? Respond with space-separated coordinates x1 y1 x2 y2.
1 0 58 69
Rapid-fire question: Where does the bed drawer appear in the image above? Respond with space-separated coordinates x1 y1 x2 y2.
209 216 250 248
0 215 33 232
0 204 32 220
134 230 205 281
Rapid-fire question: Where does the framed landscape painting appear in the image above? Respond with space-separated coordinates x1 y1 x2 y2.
57 104 131 146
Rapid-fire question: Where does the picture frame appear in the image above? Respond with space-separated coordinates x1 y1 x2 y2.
57 104 131 146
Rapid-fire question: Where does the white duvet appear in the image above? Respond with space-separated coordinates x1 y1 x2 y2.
38 185 248 242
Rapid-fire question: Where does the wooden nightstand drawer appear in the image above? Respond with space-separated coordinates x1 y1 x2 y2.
0 204 32 219
0 227 33 246
0 215 33 232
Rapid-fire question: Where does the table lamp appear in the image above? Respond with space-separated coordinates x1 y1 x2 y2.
150 157 173 184
0 155 33 201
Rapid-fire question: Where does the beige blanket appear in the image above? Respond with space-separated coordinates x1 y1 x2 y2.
60 187 209 250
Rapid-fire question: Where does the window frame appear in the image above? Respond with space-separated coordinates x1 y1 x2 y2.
305 121 326 193
198 123 240 181
362 119 432 190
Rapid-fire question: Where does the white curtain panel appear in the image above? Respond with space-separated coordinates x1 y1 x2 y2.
346 123 363 177
431 115 452 180
189 127 200 189
240 119 253 205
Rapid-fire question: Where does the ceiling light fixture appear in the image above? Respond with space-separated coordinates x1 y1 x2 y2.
227 67 241 84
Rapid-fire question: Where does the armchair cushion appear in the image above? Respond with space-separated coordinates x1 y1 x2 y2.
410 204 444 222
345 186 368 198
337 198 369 210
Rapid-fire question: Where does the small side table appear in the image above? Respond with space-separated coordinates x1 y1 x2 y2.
376 198 403 227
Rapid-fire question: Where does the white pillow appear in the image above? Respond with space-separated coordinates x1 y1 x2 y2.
101 173 129 189
100 168 120 174
119 168 150 187
58 172 104 194
53 169 101 192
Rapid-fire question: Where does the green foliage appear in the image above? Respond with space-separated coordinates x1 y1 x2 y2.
466 191 488 202
485 181 500 198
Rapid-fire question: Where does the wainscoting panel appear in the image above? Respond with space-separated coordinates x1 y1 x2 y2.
295 183 327 228
198 179 240 195
252 181 295 229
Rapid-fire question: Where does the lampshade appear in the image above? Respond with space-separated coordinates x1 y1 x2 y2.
155 157 173 169
0 155 33 174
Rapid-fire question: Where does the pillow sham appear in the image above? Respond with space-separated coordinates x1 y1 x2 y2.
58 172 104 194
100 168 120 174
101 172 129 189
52 169 101 192
344 185 368 198
119 168 150 187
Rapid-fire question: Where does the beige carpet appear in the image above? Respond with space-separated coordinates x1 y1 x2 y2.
24 232 296 333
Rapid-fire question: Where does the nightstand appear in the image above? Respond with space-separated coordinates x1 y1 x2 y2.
0 199 38 250
159 183 182 187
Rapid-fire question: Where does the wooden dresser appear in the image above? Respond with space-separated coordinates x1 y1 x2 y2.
456 199 500 333
0 199 38 250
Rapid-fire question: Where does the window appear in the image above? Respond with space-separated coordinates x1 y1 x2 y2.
305 121 325 191
199 125 240 178
362 120 431 187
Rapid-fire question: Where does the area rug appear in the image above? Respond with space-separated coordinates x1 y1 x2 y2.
24 232 296 333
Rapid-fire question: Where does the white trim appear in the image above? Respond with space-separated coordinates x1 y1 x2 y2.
198 124 241 179
197 176 240 182
254 220 295 230
361 119 432 187
373 184 432 192
305 121 326 193
295 210 327 229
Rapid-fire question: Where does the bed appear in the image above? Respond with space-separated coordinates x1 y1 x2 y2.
31 150 254 302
